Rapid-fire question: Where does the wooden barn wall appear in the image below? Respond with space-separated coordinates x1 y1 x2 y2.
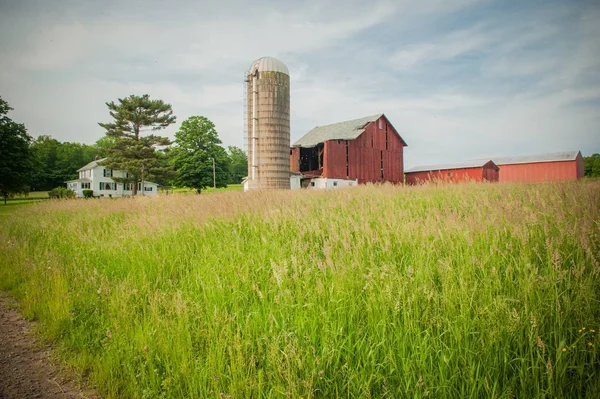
498 160 580 182
576 153 584 178
290 147 300 173
482 163 500 182
323 117 404 183
405 167 485 185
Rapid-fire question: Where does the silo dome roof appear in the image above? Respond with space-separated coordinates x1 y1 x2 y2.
248 56 289 75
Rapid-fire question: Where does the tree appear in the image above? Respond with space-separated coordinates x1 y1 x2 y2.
30 136 98 191
227 146 248 184
93 136 116 158
98 94 175 195
170 116 230 193
0 97 34 204
583 154 600 177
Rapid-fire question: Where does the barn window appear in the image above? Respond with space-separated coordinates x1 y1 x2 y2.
385 124 389 150
378 119 383 129
333 181 338 187
380 151 384 179
371 131 374 148
345 140 350 177
311 182 315 187
448 172 453 177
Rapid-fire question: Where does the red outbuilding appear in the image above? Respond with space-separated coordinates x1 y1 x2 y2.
405 160 499 185
290 114 407 186
491 151 584 183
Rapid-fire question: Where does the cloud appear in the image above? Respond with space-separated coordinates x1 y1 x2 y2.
0 0 598 167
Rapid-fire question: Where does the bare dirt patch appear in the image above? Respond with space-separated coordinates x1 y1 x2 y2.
0 294 98 399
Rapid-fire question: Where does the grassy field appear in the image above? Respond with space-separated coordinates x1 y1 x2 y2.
1 181 599 398
166 184 244 194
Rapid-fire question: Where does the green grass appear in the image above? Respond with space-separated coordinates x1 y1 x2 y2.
0 182 599 398
0 200 44 215
14 191 51 199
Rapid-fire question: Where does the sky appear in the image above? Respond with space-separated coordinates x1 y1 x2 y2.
0 0 599 168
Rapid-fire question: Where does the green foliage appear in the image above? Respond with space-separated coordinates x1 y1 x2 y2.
170 116 230 193
98 94 175 195
82 189 94 198
93 136 116 158
227 145 248 184
30 135 98 191
583 154 600 177
48 186 75 199
1 182 599 398
0 96 35 204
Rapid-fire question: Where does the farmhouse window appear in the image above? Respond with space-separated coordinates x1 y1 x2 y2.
81 182 90 189
103 168 113 177
144 186 153 192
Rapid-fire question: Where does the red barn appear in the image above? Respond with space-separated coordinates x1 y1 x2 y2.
290 114 407 187
405 160 499 185
492 151 584 183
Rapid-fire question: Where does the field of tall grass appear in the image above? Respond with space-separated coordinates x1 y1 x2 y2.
1 181 599 398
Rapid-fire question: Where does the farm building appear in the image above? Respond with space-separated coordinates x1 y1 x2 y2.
66 158 158 197
405 160 499 185
491 151 584 182
290 114 407 186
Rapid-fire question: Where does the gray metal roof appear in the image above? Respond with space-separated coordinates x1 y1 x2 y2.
77 158 107 172
406 160 496 173
293 114 384 148
248 56 289 75
490 151 581 165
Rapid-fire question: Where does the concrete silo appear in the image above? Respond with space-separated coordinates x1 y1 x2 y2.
245 56 290 190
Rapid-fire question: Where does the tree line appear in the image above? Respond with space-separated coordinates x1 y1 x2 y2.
0 94 248 201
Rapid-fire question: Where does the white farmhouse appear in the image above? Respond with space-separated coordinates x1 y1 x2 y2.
66 158 159 197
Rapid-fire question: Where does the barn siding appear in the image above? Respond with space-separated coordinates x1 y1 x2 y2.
338 116 405 184
498 160 581 182
406 167 491 185
290 147 300 173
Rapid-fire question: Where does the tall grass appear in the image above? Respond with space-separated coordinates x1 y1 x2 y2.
1 181 599 398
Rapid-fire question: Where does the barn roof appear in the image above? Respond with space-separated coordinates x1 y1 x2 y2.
406 160 497 173
293 114 407 148
490 151 581 165
77 158 107 172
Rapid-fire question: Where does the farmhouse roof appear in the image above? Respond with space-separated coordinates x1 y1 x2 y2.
77 158 107 172
490 151 581 165
406 160 498 173
65 178 92 183
293 114 407 148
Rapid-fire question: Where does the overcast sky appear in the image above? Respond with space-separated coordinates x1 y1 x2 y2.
1 0 598 168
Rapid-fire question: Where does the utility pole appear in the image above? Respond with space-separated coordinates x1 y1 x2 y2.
212 158 216 190
141 164 145 196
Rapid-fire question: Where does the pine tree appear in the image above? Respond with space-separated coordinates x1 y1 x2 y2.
98 94 175 195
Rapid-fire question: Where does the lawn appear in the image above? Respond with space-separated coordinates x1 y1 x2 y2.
0 181 599 398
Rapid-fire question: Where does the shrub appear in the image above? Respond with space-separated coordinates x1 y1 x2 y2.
48 187 75 199
82 189 94 198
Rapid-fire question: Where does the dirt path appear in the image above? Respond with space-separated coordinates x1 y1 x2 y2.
0 294 99 399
